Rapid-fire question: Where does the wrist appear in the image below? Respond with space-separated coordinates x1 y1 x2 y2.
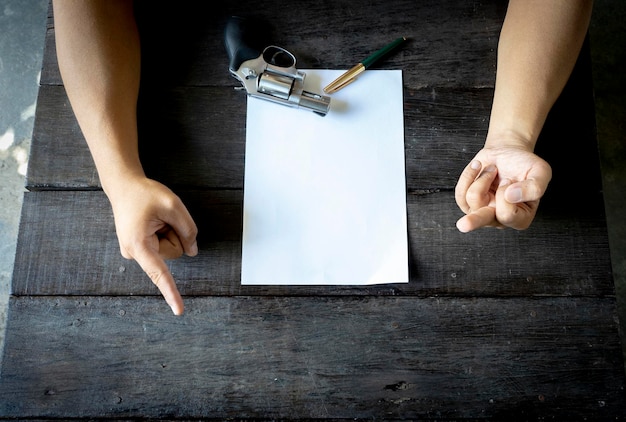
484 128 537 152
86 137 146 203
100 167 147 204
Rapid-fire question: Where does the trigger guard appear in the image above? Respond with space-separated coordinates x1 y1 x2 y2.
262 46 296 68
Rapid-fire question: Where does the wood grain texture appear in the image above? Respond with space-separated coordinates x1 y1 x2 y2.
40 0 505 88
30 0 507 190
0 296 623 420
6 1 623 419
11 189 612 297
29 23 599 199
27 85 492 190
27 70 597 194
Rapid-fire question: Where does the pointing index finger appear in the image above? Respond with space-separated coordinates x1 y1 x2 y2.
134 245 185 315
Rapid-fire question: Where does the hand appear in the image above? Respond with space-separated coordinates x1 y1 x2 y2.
108 177 198 315
454 145 552 232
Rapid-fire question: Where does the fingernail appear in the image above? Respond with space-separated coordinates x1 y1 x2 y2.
456 219 471 233
506 186 523 203
499 178 511 187
484 165 496 172
470 160 481 170
189 241 198 256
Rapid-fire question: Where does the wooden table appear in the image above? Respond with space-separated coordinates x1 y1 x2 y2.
1 1 624 419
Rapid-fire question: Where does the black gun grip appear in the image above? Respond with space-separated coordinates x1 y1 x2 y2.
225 16 268 72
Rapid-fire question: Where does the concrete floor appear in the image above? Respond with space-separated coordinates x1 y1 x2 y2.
0 1 624 364
0 0 49 359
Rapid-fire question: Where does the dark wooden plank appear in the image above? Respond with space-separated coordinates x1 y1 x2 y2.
40 0 505 89
0 295 623 419
31 0 506 190
27 84 491 190
27 77 598 196
11 189 612 297
28 85 100 189
27 85 248 190
11 2 621 420
38 0 56 86
28 42 599 199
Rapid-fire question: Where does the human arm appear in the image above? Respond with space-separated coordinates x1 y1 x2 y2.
52 0 198 315
455 0 593 232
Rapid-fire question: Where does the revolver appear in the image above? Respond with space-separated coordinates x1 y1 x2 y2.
225 16 331 116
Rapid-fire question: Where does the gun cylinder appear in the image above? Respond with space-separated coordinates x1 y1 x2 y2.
258 71 294 100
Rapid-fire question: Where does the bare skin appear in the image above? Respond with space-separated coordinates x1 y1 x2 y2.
53 0 197 315
455 0 593 232
52 0 592 313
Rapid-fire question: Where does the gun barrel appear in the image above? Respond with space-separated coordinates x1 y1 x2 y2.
299 90 331 116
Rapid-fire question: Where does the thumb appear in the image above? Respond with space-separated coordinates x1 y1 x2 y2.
504 163 552 204
159 197 198 257
504 179 547 204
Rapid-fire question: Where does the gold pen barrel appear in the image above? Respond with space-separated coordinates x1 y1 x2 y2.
323 63 366 94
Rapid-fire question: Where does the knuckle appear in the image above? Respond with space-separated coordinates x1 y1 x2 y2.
495 209 516 225
168 244 184 259
123 239 145 259
172 193 184 208
180 225 198 243
454 183 465 199
162 196 179 211
119 246 132 260
496 210 530 230
454 189 471 213
465 189 486 207
146 269 166 288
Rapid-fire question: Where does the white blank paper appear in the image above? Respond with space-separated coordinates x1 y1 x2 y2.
241 69 408 285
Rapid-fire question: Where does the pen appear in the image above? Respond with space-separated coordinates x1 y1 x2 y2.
323 36 407 94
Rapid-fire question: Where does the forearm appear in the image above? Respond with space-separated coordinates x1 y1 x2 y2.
53 0 143 198
486 0 593 149
53 1 197 316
